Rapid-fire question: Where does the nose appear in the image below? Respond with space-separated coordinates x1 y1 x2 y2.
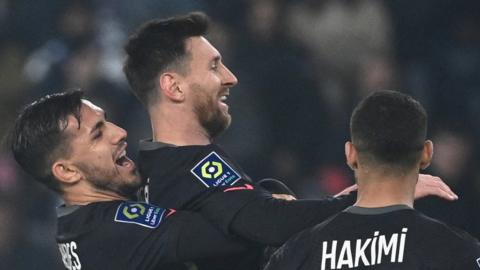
108 122 127 144
222 64 238 87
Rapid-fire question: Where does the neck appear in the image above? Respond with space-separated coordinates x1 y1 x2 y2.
62 189 127 206
149 102 211 146
354 166 417 208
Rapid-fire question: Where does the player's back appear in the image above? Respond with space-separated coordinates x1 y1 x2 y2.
266 205 480 270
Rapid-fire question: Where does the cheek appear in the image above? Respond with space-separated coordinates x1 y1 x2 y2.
85 148 113 164
200 73 222 87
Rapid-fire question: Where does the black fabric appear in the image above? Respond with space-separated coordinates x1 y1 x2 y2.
55 201 250 270
265 206 480 270
257 178 297 197
138 143 355 241
138 142 356 269
138 143 253 209
228 194 355 246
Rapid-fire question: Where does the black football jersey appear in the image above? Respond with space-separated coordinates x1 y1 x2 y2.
55 200 250 270
137 141 356 269
265 205 480 270
138 141 355 241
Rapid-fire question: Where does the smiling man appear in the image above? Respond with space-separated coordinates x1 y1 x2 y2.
10 91 250 270
52 98 139 204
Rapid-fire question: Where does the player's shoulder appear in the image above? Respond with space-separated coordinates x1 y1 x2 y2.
138 139 219 158
58 201 175 232
265 213 342 270
140 141 244 187
309 212 342 233
282 211 341 249
57 201 118 231
413 210 480 249
138 141 226 173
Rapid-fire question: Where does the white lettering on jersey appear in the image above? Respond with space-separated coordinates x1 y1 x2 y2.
476 258 480 268
337 240 353 268
58 241 82 270
322 240 337 269
320 227 408 270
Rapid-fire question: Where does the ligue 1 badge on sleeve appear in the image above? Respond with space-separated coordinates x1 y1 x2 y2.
191 151 241 188
114 201 166 229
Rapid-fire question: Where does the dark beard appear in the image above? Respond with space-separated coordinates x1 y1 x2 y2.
197 106 229 139
90 177 140 200
79 162 141 200
192 84 231 139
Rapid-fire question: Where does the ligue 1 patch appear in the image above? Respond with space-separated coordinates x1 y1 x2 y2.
191 151 242 188
114 201 166 229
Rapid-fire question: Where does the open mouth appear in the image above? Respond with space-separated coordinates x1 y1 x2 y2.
219 92 229 108
115 150 128 165
114 146 134 169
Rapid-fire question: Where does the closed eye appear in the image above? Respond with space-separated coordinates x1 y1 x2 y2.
90 121 105 141
92 130 103 140
211 56 221 70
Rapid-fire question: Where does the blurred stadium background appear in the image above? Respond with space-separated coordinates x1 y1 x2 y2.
1 0 480 268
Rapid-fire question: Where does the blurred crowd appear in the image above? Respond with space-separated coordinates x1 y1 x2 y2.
1 0 479 268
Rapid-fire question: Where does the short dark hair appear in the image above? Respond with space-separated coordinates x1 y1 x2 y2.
10 90 84 193
350 90 427 170
123 12 210 106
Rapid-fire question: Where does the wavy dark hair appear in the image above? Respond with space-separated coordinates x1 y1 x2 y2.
10 90 84 193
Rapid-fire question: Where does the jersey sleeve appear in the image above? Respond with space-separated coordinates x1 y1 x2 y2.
192 188 355 246
138 144 252 209
139 144 355 246
452 232 480 270
93 202 249 269
171 211 250 261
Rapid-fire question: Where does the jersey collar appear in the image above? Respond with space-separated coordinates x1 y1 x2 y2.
344 204 413 215
139 138 177 151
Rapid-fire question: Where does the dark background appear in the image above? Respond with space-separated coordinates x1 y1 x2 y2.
1 0 479 268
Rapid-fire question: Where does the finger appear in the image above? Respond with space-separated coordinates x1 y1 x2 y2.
435 178 458 200
429 176 458 199
272 194 297 201
424 175 458 200
429 183 457 201
334 184 358 197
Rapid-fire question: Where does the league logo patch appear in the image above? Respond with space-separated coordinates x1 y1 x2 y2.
114 201 166 229
191 151 242 188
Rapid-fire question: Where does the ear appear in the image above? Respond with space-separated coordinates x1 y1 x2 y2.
51 160 83 185
345 141 358 170
419 140 434 170
159 73 184 102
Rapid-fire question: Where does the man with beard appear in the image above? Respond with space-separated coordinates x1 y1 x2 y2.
10 90 252 270
264 91 480 270
123 12 458 269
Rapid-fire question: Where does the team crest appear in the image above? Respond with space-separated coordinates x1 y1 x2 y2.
114 201 165 228
191 151 242 188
